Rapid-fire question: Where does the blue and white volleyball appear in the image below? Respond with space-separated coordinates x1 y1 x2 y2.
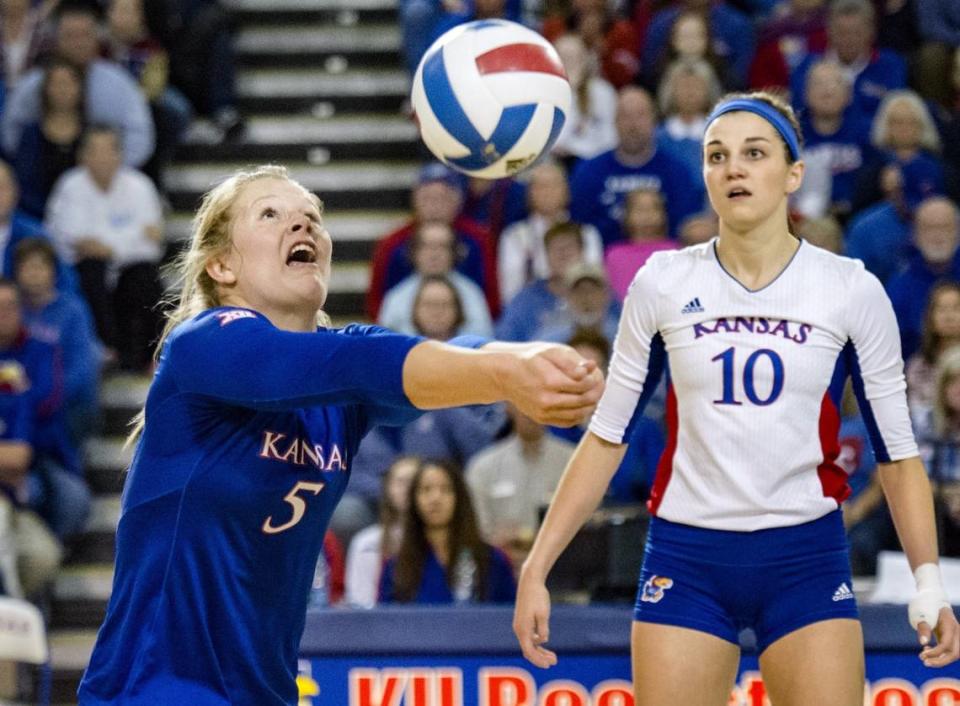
411 20 571 179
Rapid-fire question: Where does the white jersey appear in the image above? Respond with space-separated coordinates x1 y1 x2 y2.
590 239 918 531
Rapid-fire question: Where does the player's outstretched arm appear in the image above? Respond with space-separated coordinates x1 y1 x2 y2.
514 432 626 667
402 339 604 427
878 456 959 667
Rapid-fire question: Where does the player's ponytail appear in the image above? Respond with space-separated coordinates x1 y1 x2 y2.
126 165 327 448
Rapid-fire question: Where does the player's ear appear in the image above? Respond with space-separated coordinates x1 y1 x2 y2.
785 159 804 195
205 254 237 286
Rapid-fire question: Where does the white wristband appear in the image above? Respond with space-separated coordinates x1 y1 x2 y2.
908 563 949 631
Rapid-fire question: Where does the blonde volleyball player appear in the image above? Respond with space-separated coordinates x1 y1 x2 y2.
513 92 959 706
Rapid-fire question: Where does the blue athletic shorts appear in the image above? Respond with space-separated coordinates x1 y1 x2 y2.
633 510 859 654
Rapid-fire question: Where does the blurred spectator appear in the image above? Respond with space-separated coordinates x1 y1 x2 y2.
916 346 960 557
146 0 243 141
399 274 505 470
0 369 62 600
645 9 734 91
551 33 618 165
14 237 99 446
792 60 872 221
796 214 843 253
345 456 421 608
642 0 755 89
915 0 960 109
0 158 76 291
844 203 910 284
604 186 678 301
852 90 950 216
498 161 602 304
0 277 37 599
871 0 920 55
940 48 960 173
0 278 89 540
409 274 464 340
461 176 526 243
541 0 639 89
548 328 665 503
885 196 960 360
749 0 828 92
379 223 493 337
466 403 574 566
533 261 620 342
790 0 906 120
570 86 704 245
655 57 721 179
836 385 893 575
379 460 516 604
0 0 48 89
429 0 521 45
496 221 586 342
45 125 164 372
905 281 960 426
106 0 192 188
2 4 155 167
9 57 85 219
366 162 498 320
678 209 718 246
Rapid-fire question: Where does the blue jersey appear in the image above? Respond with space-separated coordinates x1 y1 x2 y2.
79 308 431 706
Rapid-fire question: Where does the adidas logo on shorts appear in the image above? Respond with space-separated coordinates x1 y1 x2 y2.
832 582 854 601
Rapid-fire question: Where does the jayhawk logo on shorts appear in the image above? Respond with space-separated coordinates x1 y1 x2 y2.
640 575 674 603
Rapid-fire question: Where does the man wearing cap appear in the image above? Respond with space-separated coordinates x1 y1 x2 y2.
532 261 621 344
366 162 499 320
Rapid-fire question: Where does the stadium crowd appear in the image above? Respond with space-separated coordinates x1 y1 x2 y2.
0 0 956 616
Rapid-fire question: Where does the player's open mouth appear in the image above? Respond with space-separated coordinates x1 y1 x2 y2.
286 241 318 267
727 187 752 200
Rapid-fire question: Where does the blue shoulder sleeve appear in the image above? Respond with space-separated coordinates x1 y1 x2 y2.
165 309 423 411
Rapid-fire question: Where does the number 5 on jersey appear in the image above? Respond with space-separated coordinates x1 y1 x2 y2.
262 480 326 534
711 347 784 406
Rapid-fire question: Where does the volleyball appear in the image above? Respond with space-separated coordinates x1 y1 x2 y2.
411 20 572 179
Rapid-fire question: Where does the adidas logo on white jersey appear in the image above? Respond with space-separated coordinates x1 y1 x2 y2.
832 582 854 601
680 297 704 314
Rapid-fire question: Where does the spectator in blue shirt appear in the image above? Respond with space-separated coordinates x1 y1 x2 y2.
548 328 665 504
496 221 586 342
570 86 704 245
2 5 155 167
790 0 906 121
886 196 960 361
853 90 950 216
14 237 100 446
379 459 516 604
794 59 873 221
0 160 76 292
641 0 755 89
0 278 90 539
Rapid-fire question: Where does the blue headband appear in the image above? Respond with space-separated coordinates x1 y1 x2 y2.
705 98 801 161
